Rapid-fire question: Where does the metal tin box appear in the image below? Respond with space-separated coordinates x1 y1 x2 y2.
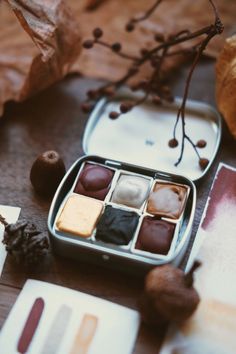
48 93 221 274
48 155 196 274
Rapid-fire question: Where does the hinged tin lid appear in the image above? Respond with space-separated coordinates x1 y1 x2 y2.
83 91 221 181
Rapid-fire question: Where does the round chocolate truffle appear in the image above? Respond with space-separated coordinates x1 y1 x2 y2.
136 217 175 255
74 163 114 200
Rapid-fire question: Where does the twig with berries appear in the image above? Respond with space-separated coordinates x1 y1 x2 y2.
0 214 49 266
81 0 223 168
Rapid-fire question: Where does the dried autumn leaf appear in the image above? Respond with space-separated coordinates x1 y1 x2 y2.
0 0 81 116
0 0 236 117
216 35 236 139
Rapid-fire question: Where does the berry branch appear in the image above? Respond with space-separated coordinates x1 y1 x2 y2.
81 0 223 168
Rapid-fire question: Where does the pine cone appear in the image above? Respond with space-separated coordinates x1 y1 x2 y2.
2 219 49 266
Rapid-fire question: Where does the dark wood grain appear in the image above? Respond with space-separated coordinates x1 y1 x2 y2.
0 59 235 353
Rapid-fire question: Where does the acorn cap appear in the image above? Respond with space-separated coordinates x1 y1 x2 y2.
30 150 66 198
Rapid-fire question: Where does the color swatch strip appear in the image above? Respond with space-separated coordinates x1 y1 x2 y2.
40 304 72 354
70 314 98 354
17 297 45 353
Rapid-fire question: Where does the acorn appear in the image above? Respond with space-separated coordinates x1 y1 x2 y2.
140 261 201 327
30 150 66 198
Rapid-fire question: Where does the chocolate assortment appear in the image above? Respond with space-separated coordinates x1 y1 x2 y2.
54 158 191 262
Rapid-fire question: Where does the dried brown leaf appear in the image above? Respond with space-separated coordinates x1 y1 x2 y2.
0 0 81 115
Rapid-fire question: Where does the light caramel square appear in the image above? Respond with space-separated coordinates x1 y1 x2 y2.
56 194 103 237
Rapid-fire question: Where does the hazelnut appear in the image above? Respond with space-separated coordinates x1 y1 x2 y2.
30 151 66 198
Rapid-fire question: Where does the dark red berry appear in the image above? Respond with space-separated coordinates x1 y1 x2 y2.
102 87 115 97
120 102 132 114
199 158 209 170
109 111 119 119
140 48 149 56
112 42 122 52
168 138 178 148
81 103 92 113
126 22 135 32
152 96 161 105
93 28 103 39
83 40 94 49
87 90 98 99
154 33 164 42
196 140 207 148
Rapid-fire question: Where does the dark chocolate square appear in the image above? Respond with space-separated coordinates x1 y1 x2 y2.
96 206 139 245
135 216 175 255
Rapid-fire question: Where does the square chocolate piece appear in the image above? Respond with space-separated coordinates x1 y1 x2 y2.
56 194 103 238
147 182 188 219
74 163 114 200
135 216 175 255
96 206 139 245
112 174 150 209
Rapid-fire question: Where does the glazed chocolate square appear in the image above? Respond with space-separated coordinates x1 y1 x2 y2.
96 206 139 245
111 174 150 209
135 216 175 255
147 182 188 219
74 163 114 201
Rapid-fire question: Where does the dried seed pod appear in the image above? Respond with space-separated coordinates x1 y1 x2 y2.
109 111 119 119
168 138 179 148
0 215 49 266
125 22 135 32
140 262 201 326
112 42 122 52
81 102 92 113
120 102 133 114
83 40 94 49
93 27 103 39
196 139 207 148
199 158 209 170
30 151 66 198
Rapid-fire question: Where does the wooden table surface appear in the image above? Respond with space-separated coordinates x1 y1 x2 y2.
0 59 235 353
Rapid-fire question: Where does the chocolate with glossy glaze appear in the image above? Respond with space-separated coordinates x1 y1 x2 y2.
136 216 175 255
74 163 114 200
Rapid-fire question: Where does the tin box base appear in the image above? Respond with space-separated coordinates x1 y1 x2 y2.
48 155 196 275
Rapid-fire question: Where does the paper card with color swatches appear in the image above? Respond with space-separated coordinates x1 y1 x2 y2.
0 205 21 277
0 279 140 354
160 163 236 354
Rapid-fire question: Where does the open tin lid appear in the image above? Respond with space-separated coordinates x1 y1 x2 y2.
83 91 221 181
